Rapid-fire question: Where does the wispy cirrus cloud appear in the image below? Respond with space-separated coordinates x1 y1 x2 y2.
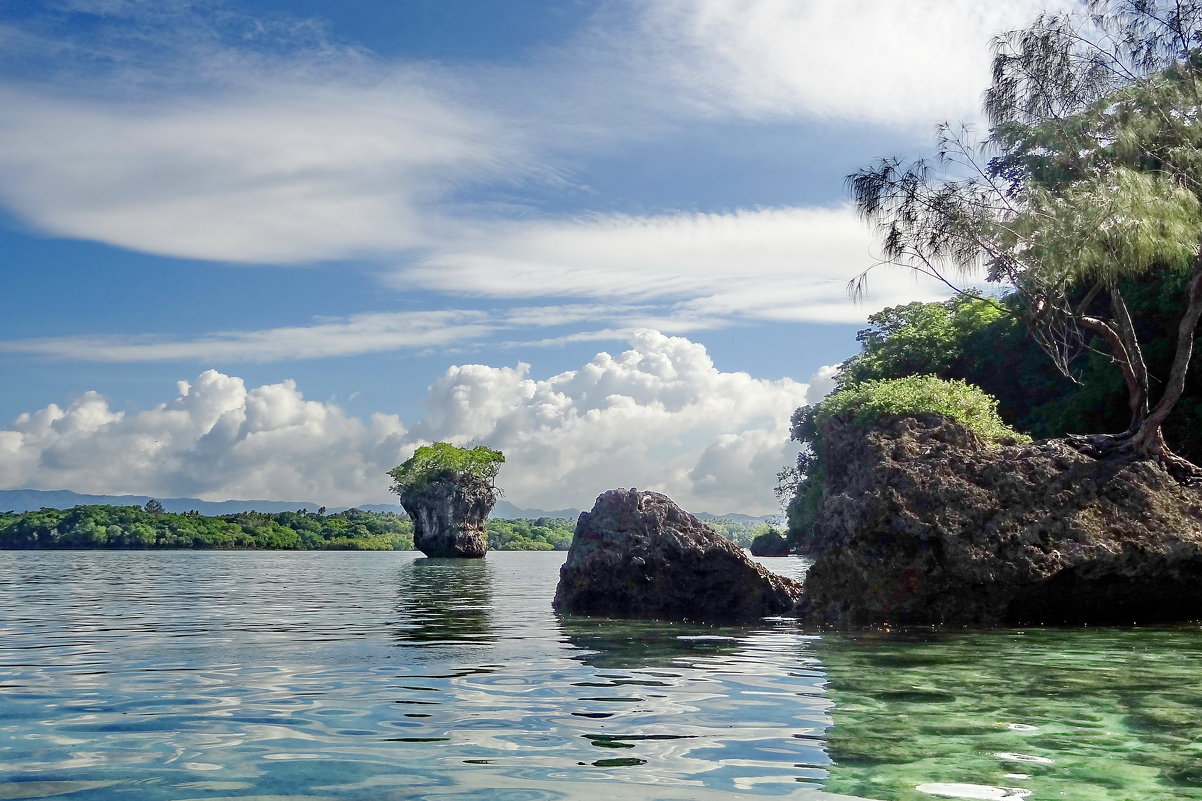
0 203 956 364
0 0 1068 270
0 310 496 363
0 304 702 363
407 204 954 323
0 0 1033 349
0 78 527 263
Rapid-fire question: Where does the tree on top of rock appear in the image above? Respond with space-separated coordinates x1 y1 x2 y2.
388 443 504 496
848 0 1202 478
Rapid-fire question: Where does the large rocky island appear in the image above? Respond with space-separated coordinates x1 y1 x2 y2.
799 413 1202 627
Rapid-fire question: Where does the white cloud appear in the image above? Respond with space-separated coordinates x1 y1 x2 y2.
0 2 1011 360
407 205 954 323
0 238 951 360
389 329 808 514
0 369 410 505
0 331 809 514
635 0 1073 126
0 0 1073 270
805 364 841 405
0 310 497 362
0 76 524 263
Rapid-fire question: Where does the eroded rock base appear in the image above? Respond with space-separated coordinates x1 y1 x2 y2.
399 478 494 558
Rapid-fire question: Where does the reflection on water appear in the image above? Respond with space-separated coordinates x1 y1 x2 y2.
394 558 494 646
1 550 1198 801
559 616 745 670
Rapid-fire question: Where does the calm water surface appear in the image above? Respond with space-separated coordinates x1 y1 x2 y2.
0 551 1199 801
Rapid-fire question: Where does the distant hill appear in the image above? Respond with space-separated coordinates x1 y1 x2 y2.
0 488 777 524
492 500 582 520
0 489 325 515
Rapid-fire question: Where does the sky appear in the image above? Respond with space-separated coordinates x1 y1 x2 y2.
0 0 1068 515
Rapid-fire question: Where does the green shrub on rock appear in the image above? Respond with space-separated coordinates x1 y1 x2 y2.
785 377 1025 553
388 443 505 494
810 375 1029 445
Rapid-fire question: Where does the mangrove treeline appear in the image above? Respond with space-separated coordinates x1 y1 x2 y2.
0 504 776 553
0 504 578 552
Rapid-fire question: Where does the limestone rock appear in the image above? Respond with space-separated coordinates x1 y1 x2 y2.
800 414 1202 627
397 476 494 558
553 488 803 622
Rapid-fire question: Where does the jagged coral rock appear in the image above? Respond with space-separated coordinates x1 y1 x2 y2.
800 414 1202 626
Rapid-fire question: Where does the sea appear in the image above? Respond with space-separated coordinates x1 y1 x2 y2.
0 551 1199 801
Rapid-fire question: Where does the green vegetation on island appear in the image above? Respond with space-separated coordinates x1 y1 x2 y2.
388 442 507 558
806 376 1027 444
387 443 505 495
783 376 1025 552
847 2 1202 470
705 519 786 551
0 503 775 553
486 517 574 551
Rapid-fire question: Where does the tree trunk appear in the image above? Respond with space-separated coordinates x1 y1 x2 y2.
1109 287 1150 430
1078 314 1147 428
1129 257 1202 457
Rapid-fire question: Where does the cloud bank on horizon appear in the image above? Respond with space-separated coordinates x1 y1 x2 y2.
0 331 827 516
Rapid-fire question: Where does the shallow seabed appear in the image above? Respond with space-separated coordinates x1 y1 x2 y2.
0 551 1198 801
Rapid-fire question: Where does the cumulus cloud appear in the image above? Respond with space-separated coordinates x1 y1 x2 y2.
805 364 842 406
635 0 1073 126
0 331 809 514
0 370 410 505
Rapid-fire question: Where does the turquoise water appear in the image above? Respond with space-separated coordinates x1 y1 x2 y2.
0 551 1199 801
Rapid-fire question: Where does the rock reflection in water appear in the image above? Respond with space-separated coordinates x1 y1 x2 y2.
557 615 746 671
394 558 495 646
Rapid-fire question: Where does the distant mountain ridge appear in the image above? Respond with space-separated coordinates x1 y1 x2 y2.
0 489 327 516
0 488 777 523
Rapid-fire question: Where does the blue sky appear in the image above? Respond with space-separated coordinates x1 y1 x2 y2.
0 0 1062 514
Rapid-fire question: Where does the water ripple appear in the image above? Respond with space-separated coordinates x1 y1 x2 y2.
0 551 833 801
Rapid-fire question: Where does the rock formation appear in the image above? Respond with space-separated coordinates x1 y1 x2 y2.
749 528 791 556
800 414 1202 627
397 477 493 558
553 488 804 622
